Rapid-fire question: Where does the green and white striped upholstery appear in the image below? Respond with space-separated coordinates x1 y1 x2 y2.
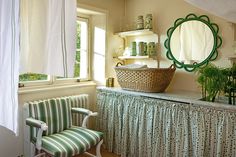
42 126 103 157
69 94 89 126
26 95 103 157
28 97 72 142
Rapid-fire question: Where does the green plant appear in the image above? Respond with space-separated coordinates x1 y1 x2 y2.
223 64 236 104
196 64 228 102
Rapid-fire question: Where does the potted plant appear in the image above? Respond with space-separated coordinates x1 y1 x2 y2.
196 64 228 102
223 64 236 104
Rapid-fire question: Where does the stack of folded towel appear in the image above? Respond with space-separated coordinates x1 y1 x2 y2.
117 64 148 69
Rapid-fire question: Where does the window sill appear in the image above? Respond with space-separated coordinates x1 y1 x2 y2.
18 81 97 95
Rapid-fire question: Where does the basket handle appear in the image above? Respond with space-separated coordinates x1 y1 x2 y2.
116 62 123 67
169 64 176 70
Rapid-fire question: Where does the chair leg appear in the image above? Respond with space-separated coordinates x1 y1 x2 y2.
96 139 103 157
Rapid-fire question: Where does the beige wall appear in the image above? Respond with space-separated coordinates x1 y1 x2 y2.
78 0 235 93
1 0 235 156
77 0 125 80
111 0 234 92
77 0 234 91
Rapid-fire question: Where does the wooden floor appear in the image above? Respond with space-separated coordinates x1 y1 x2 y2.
75 147 120 157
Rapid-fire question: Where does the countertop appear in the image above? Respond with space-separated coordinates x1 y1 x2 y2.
97 86 236 111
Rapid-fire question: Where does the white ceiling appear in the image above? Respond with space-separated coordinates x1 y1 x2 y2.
185 0 236 23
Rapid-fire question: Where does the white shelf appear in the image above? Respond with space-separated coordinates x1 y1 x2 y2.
115 29 156 37
117 55 149 60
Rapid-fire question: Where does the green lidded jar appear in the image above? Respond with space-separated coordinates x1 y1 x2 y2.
138 42 145 56
147 42 156 56
145 14 153 29
131 41 137 56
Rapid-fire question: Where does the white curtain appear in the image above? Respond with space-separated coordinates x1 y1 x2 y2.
20 0 77 77
0 0 20 135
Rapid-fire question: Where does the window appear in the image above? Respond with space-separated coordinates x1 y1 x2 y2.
93 27 105 84
77 18 89 79
19 16 90 86
19 6 107 88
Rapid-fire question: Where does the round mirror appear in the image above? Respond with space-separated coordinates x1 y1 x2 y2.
165 14 222 72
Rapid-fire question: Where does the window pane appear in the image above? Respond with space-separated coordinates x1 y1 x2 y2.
77 21 81 49
19 73 48 82
78 20 88 79
57 18 88 80
93 27 105 83
74 49 80 77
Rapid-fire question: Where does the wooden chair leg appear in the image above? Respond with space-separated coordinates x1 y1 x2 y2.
35 149 51 157
96 139 103 157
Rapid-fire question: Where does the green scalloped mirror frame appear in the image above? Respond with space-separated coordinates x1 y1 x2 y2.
164 13 222 72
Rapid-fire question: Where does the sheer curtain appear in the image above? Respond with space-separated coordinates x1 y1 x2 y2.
0 0 20 135
20 0 77 77
0 0 77 134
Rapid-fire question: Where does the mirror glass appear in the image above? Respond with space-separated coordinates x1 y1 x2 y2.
165 14 222 72
170 21 214 64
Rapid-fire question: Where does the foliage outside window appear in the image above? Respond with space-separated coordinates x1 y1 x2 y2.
19 73 48 82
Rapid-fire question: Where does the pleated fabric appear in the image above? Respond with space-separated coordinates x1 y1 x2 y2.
20 0 77 77
0 0 20 135
97 89 236 157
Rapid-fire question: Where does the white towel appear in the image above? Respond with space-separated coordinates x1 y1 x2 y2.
117 64 148 69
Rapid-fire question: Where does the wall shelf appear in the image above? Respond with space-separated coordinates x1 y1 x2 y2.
115 29 156 38
114 29 158 64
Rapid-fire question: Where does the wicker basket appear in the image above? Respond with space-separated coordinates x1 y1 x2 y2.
114 65 176 93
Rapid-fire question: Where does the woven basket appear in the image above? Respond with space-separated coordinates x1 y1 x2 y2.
115 65 176 93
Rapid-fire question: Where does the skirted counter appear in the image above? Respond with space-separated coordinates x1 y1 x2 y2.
96 87 236 157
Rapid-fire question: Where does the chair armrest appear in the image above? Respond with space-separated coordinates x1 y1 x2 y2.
71 107 98 128
72 107 98 116
26 118 48 130
26 118 48 150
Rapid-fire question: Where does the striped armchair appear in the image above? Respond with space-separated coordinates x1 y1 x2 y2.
24 94 103 157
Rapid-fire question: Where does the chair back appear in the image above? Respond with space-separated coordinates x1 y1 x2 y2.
27 96 72 142
26 95 90 142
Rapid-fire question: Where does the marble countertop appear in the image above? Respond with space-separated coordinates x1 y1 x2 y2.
97 86 236 111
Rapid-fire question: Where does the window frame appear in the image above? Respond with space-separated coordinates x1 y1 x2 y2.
18 74 52 87
19 15 92 87
54 16 91 84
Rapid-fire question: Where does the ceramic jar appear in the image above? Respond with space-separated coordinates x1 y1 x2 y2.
138 42 145 56
131 42 137 56
143 42 147 55
145 14 153 29
106 77 114 87
147 42 156 56
136 15 144 30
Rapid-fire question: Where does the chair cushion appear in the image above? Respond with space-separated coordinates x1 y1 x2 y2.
41 126 103 157
28 96 72 137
